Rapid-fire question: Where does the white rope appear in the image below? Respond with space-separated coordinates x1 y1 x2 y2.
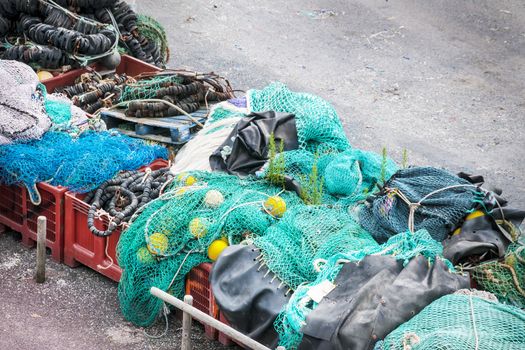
469 293 480 350
97 237 114 271
390 184 482 233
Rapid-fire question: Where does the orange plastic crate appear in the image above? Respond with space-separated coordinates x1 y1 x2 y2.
185 263 220 340
0 183 66 262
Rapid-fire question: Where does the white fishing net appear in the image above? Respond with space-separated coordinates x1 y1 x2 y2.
0 60 51 144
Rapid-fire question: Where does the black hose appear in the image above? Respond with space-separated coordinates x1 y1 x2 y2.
87 166 173 237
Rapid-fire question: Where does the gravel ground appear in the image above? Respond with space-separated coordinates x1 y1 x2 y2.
0 231 232 350
1 1 524 349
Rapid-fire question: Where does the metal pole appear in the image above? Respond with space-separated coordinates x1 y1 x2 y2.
35 216 46 283
181 295 193 350
150 287 273 350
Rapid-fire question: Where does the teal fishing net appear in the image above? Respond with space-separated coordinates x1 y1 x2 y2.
117 171 304 326
253 205 378 291
275 229 452 349
358 167 481 243
376 291 525 350
0 131 167 203
262 148 398 205
44 97 71 125
248 82 350 152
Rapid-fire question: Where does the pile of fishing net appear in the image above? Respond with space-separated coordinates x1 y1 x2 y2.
358 166 482 243
0 59 51 144
111 81 525 350
376 290 525 350
0 0 169 70
0 59 91 144
248 82 349 153
0 131 167 204
117 171 305 326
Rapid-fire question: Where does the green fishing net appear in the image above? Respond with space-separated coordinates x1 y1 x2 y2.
275 229 452 349
136 14 170 65
117 171 304 326
119 75 184 102
376 291 525 350
253 205 378 291
263 148 398 205
472 243 525 309
248 82 350 152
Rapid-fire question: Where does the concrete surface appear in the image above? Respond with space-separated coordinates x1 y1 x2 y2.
2 1 525 349
140 0 525 204
0 231 232 350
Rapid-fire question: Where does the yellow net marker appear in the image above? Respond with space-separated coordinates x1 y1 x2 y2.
148 232 169 255
208 239 229 261
263 196 287 218
189 218 208 238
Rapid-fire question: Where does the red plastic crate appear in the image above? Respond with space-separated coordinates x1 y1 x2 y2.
0 183 66 262
64 191 123 281
218 312 236 346
185 263 219 340
63 159 169 282
0 184 24 233
43 55 162 93
21 183 67 263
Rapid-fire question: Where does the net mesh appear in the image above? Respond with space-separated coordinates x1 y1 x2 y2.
136 14 170 65
248 82 350 152
274 229 452 349
472 243 525 309
0 131 167 203
263 148 398 205
0 60 51 144
119 75 184 102
358 167 480 243
117 171 304 326
376 291 525 350
253 206 378 291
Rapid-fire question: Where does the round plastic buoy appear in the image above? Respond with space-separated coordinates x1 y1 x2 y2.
177 173 197 186
204 190 224 208
147 232 169 255
220 236 229 243
137 246 155 263
100 50 121 70
263 196 287 218
174 187 187 197
189 218 208 238
208 239 228 261
37 70 54 81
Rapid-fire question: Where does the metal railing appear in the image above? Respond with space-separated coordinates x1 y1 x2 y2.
150 287 286 350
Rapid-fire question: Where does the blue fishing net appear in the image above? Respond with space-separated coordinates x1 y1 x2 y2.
0 131 168 203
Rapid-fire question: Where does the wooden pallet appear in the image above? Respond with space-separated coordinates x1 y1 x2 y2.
101 109 207 145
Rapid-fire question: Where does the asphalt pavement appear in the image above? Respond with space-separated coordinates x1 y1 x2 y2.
1 1 524 349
